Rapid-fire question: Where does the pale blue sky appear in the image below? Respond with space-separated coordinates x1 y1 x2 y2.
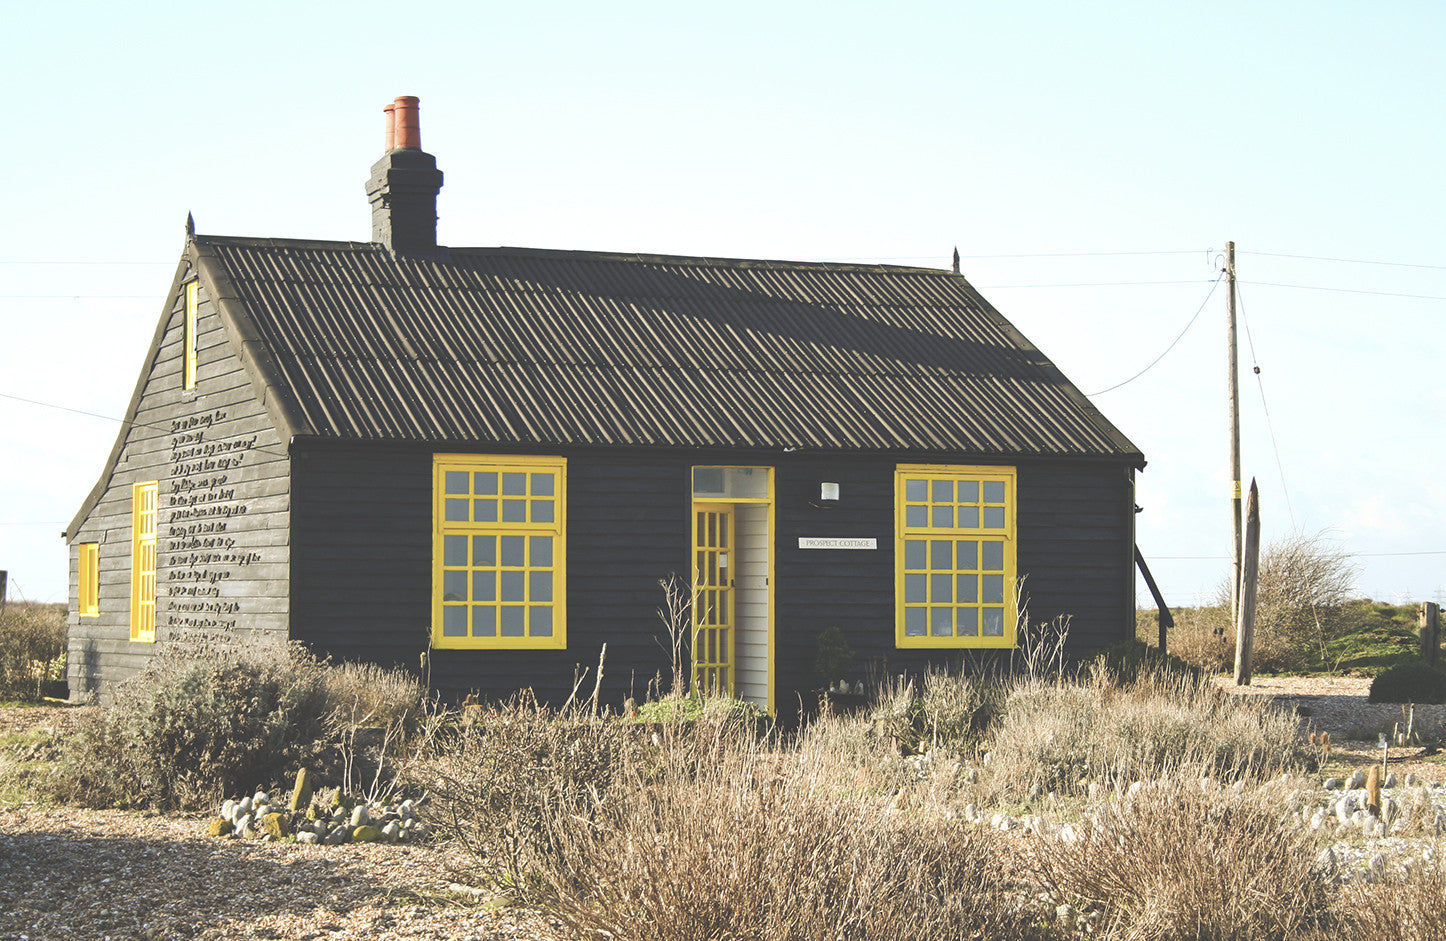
2 1 1442 609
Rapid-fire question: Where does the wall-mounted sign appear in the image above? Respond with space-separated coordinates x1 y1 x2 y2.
798 537 877 550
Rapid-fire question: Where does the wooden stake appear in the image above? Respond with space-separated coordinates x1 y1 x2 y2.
1233 479 1260 685
1421 602 1441 668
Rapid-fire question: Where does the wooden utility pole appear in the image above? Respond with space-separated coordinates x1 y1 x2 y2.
1421 602 1441 668
1234 480 1261 685
1226 242 1243 628
0 570 7 614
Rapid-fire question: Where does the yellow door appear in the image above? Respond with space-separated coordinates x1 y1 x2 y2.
692 504 734 696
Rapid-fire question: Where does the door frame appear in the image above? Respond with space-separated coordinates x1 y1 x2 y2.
690 466 775 714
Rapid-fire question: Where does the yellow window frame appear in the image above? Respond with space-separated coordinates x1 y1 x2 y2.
78 542 99 617
895 464 1017 649
183 280 198 391
432 454 567 650
131 481 157 643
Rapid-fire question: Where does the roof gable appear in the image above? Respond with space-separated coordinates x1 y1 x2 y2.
192 236 1141 461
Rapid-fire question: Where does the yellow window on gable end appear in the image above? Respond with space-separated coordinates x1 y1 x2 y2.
183 281 198 390
131 482 157 643
78 543 99 617
895 465 1017 649
432 455 566 649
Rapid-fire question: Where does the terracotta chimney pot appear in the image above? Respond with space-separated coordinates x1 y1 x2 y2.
383 103 396 152
393 96 421 150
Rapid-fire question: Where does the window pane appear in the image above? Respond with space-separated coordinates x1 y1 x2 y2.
957 480 979 503
983 481 1005 504
501 536 525 566
931 479 953 503
956 540 978 570
957 574 978 603
930 539 952 570
957 507 979 528
445 498 469 522
931 505 953 528
530 606 553 637
531 499 554 523
444 535 467 566
931 573 953 603
502 473 527 495
501 571 525 602
445 471 469 495
442 606 467 636
502 500 526 522
982 608 1005 636
473 605 497 636
500 607 525 636
473 571 495 602
930 606 953 636
905 479 927 501
983 574 1004 604
905 573 926 603
905 607 926 636
474 499 498 522
473 472 498 495
906 505 928 527
473 536 496 566
904 540 926 570
693 467 724 495
530 536 553 567
982 541 1004 571
958 608 979 636
443 571 468 602
530 571 552 602
983 507 1005 529
531 473 554 496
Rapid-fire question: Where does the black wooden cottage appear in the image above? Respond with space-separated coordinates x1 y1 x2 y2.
65 97 1145 715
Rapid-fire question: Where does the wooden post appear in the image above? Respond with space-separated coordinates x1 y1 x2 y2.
0 570 7 614
1234 480 1261 685
1134 548 1175 655
1421 602 1441 668
1225 241 1243 629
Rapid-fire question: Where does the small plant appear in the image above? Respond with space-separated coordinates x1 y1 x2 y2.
1368 662 1446 704
813 627 856 690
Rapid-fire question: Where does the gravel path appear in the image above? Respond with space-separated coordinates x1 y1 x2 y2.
0 804 558 941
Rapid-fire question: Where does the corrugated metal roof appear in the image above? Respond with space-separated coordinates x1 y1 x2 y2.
194 237 1142 461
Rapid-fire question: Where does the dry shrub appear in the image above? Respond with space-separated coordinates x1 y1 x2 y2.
0 602 67 701
978 665 1306 802
865 667 1004 756
408 692 632 892
541 722 1044 941
1339 854 1446 937
1033 774 1331 940
50 640 333 809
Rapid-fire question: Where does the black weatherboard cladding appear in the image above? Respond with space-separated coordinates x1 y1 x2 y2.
291 441 1134 711
196 237 1143 462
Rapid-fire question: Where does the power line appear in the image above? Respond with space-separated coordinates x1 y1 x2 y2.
1086 273 1225 396
1244 250 1446 271
0 390 290 459
1236 282 1297 528
1242 280 1446 301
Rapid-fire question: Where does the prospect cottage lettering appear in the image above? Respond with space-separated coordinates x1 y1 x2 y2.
159 409 257 633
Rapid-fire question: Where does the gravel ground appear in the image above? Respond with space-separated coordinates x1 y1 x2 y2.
0 705 558 941
0 804 560 941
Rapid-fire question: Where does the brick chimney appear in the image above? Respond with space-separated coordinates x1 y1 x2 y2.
365 96 444 253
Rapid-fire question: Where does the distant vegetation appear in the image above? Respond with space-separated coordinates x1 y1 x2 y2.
0 602 66 702
1141 599 1429 675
